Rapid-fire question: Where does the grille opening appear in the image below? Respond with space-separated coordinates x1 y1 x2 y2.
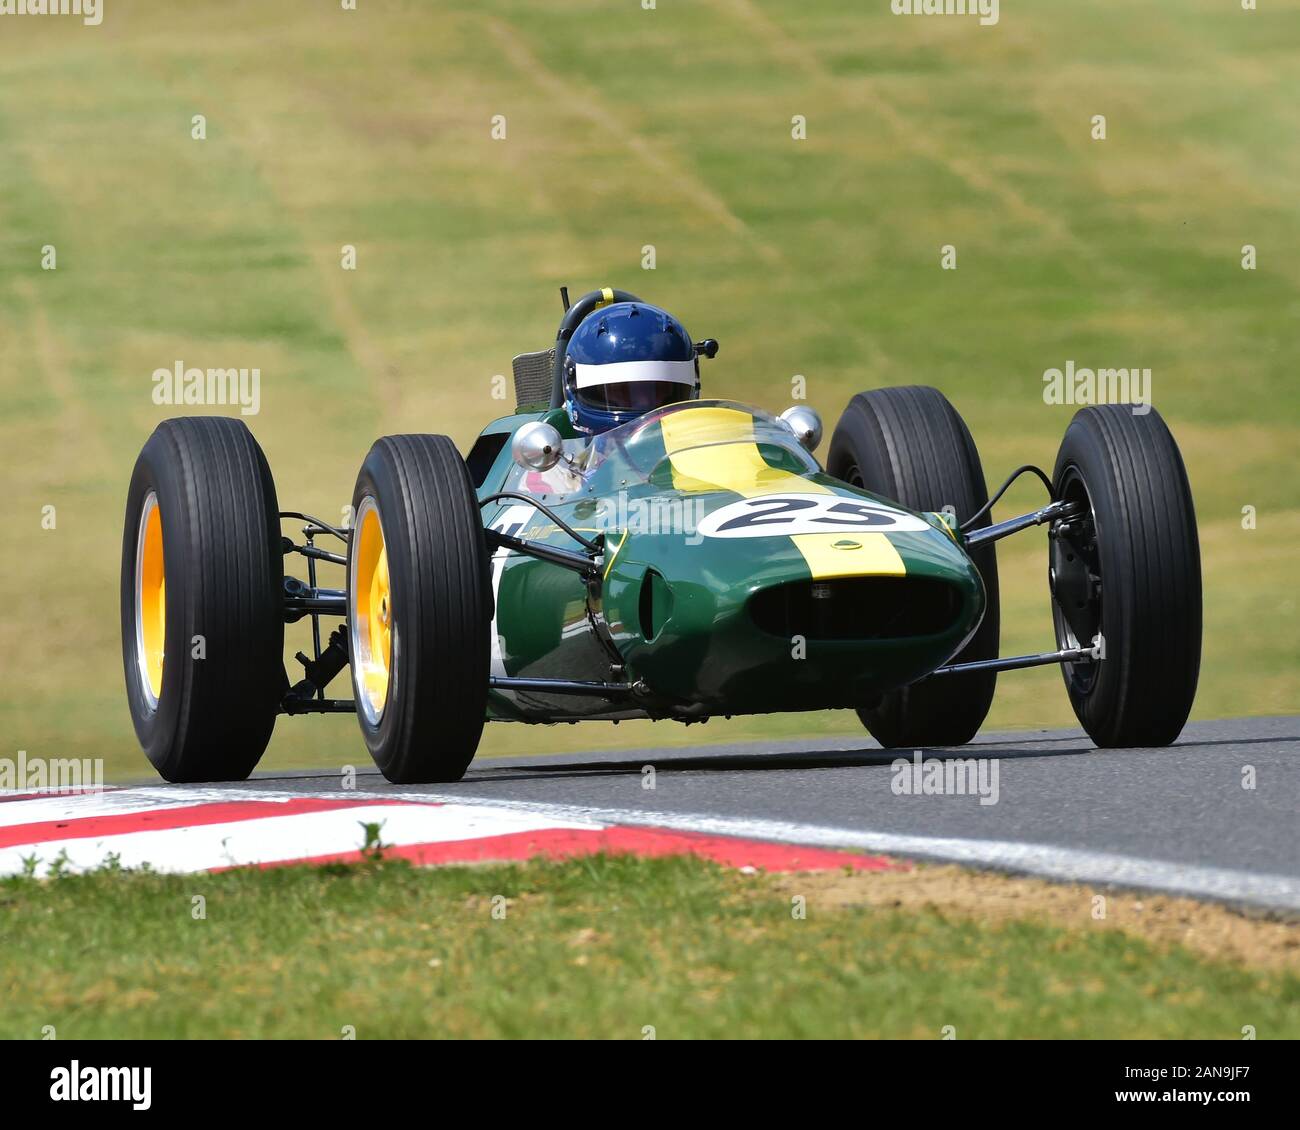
749 577 962 641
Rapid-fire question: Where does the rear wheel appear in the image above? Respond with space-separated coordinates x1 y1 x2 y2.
827 386 999 747
1051 406 1200 746
347 434 492 783
121 417 284 782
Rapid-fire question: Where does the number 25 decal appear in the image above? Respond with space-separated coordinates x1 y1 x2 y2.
696 494 931 539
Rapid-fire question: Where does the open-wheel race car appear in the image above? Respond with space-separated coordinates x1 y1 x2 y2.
122 286 1202 783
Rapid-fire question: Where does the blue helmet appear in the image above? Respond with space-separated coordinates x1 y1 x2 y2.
563 302 699 434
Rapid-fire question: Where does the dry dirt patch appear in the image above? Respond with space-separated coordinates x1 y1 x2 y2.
772 863 1300 972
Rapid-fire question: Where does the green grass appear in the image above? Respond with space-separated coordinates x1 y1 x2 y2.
1 1 1297 778
2 854 1295 1039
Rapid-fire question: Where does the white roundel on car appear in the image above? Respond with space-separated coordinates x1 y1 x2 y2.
696 493 932 539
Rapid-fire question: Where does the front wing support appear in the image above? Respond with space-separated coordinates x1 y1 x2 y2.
927 641 1100 679
962 499 1084 550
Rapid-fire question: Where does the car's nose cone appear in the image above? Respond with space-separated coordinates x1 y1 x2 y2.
605 515 987 713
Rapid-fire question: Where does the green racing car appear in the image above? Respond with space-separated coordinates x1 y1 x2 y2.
121 287 1202 783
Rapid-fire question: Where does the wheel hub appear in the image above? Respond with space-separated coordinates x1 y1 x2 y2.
1049 469 1103 693
349 497 392 725
134 491 166 709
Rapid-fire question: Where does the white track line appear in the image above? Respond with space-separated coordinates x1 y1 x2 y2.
0 790 206 827
0 800 599 877
5 785 1296 910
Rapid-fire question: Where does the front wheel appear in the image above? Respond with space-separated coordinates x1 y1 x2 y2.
347 434 492 783
827 385 1000 747
1050 405 1201 746
120 417 284 782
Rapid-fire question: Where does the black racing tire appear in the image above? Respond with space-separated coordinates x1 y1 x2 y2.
1051 406 1201 746
347 434 492 783
827 386 1000 747
121 417 284 782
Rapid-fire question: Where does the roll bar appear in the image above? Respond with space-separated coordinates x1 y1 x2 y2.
549 287 643 408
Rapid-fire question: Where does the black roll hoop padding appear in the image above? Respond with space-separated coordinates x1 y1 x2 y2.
549 288 643 409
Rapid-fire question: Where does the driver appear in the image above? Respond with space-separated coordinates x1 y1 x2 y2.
563 302 700 435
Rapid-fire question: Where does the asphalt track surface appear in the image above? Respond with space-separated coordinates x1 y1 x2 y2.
195 715 1299 911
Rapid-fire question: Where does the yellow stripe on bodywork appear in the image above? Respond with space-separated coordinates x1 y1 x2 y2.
659 408 905 578
932 511 960 541
604 529 628 580
790 532 904 579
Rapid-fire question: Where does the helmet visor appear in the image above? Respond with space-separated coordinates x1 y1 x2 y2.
576 380 694 414
572 358 696 415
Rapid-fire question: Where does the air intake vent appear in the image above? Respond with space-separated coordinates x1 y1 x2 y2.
638 569 674 642
749 577 962 641
511 348 555 411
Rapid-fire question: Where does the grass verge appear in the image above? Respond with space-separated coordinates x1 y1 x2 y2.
1 853 1296 1039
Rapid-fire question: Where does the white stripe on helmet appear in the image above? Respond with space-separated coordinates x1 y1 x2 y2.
573 359 696 388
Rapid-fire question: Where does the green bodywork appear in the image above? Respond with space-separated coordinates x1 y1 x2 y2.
475 401 986 723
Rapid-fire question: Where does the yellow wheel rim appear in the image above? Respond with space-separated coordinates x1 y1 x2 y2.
350 496 392 724
134 491 166 708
